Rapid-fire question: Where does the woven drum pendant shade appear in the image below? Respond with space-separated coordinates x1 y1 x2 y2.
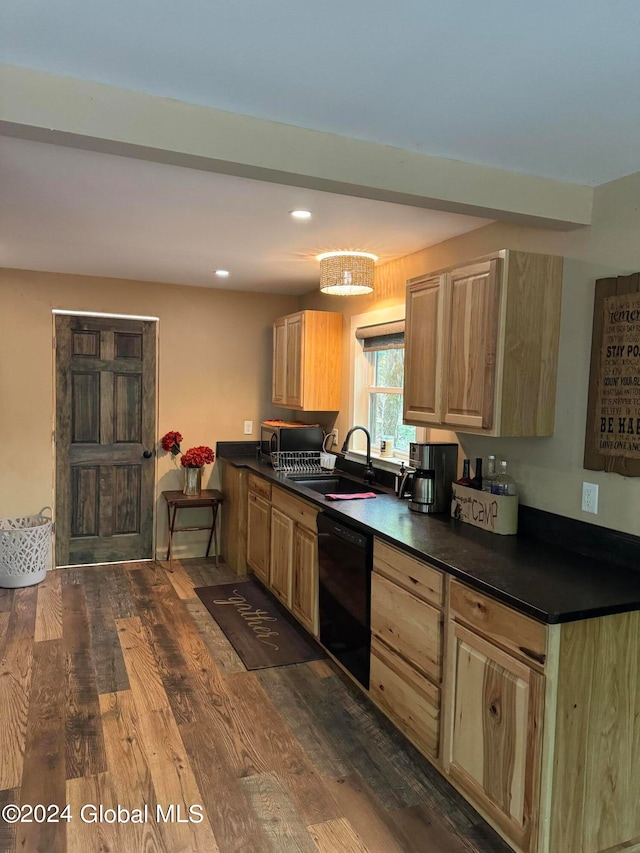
317 251 377 296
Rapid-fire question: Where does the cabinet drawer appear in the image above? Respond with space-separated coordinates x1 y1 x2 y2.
450 580 547 667
272 487 318 532
370 637 440 759
371 572 442 683
373 539 443 607
248 473 271 500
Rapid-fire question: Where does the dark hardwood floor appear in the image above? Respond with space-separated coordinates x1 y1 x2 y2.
0 559 510 853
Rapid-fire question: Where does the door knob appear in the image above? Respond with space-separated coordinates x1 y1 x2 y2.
143 450 153 459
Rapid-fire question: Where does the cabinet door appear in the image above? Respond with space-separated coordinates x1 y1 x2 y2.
404 275 444 425
269 507 293 607
292 524 318 635
247 491 271 583
272 317 287 404
285 313 304 407
444 622 543 852
443 259 500 430
219 460 248 575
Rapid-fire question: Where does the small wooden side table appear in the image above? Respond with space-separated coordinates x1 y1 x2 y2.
162 489 224 565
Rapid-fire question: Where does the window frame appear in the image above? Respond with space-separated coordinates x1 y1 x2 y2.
348 306 425 464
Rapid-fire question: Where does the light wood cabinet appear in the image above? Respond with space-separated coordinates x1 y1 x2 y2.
443 259 500 429
247 473 272 583
370 538 445 762
272 310 343 411
218 459 248 576
449 580 547 665
371 572 442 683
292 524 318 635
404 275 444 425
373 539 443 607
266 486 319 636
404 250 563 436
269 506 294 606
444 621 544 853
273 317 288 404
370 636 441 759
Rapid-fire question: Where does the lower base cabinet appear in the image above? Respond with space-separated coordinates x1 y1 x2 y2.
370 636 441 758
269 506 294 607
292 524 318 635
247 481 319 637
242 491 640 853
247 489 271 583
444 621 544 853
219 460 248 575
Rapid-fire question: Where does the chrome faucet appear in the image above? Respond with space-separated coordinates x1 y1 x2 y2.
341 425 375 484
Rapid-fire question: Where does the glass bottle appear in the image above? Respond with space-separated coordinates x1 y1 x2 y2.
456 459 473 486
491 460 517 496
482 455 497 492
470 457 483 490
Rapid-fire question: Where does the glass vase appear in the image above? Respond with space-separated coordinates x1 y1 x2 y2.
183 466 202 496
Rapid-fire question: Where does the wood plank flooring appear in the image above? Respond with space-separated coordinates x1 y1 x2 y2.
0 558 511 853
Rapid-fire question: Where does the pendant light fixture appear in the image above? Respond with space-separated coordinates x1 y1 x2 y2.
317 251 377 296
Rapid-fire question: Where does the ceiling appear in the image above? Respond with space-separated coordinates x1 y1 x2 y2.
1 0 638 292
0 137 488 294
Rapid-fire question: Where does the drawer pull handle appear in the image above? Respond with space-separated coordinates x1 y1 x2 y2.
379 684 385 691
519 646 546 665
409 576 418 585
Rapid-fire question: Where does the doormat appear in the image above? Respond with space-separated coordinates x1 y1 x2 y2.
195 579 326 670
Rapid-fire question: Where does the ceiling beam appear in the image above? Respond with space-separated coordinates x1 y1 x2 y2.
0 64 593 229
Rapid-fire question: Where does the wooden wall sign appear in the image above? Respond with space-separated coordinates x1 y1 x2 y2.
584 272 640 476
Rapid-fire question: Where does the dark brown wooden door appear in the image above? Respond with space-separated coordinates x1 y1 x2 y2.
55 315 157 566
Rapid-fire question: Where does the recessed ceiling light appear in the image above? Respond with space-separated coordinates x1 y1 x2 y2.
289 209 312 220
214 270 230 277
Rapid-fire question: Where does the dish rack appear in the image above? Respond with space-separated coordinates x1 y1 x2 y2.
271 450 324 475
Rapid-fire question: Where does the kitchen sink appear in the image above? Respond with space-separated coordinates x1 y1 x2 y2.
286 474 384 496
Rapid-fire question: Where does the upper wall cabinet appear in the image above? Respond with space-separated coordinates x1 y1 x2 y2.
404 250 563 436
272 310 343 411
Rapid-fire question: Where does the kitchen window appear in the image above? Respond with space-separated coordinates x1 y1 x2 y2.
350 316 421 460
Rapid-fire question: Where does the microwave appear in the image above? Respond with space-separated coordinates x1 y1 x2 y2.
260 422 324 461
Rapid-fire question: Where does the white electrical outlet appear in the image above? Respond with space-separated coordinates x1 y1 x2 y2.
331 429 338 448
243 420 253 435
582 482 599 514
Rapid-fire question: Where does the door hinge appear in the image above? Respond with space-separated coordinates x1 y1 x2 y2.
53 336 57 351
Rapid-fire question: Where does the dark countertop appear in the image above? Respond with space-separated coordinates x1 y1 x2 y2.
223 456 640 625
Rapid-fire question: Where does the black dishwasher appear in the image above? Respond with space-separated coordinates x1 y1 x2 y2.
317 512 373 689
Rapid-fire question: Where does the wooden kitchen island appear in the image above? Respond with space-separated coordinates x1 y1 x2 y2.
220 454 640 853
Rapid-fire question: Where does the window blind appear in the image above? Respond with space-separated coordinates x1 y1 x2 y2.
355 320 405 352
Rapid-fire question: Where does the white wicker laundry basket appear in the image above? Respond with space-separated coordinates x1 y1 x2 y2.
0 507 52 588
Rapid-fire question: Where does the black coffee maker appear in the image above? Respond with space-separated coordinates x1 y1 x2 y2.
398 442 458 514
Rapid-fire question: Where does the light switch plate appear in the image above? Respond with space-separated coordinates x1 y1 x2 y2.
582 482 599 514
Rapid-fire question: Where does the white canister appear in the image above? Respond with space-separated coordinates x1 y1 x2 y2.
320 452 336 470
379 437 394 457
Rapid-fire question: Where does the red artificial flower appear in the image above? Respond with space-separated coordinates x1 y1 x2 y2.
181 446 215 468
161 430 183 455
